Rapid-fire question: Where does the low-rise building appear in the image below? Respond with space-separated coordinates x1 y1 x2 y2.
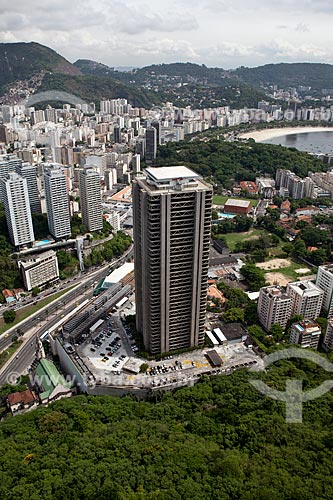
290 320 321 349
34 358 72 404
2 289 16 304
224 199 251 214
7 388 38 415
219 323 248 344
18 250 59 291
240 181 258 195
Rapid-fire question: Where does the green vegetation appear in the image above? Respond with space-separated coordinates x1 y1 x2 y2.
56 251 79 279
2 310 16 324
235 62 333 91
0 340 22 369
71 214 87 238
0 287 74 336
31 213 49 240
213 195 258 207
84 231 132 268
1 364 333 499
0 41 80 87
0 205 23 290
40 73 161 108
216 228 263 252
241 263 267 291
156 139 324 190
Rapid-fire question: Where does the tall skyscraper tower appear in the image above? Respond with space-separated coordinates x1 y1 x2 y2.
79 166 103 232
133 166 212 355
44 164 71 240
1 173 35 248
145 127 157 165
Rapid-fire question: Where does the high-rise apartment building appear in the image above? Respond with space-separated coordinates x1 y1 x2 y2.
145 127 157 165
1 173 35 248
257 286 292 331
44 164 71 240
316 265 333 316
133 166 212 355
324 319 333 350
17 163 41 213
287 280 324 319
79 166 103 232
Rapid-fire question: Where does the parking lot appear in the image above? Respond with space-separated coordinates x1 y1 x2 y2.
77 318 264 389
79 315 139 374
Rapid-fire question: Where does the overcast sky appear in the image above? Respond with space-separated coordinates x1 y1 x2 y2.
1 0 333 68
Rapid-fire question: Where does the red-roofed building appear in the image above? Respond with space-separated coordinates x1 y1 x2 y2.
7 389 38 415
281 200 291 212
240 181 259 195
2 289 16 304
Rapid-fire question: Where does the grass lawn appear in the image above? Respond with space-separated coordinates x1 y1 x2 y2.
213 195 259 207
0 340 23 369
0 286 75 337
222 228 264 252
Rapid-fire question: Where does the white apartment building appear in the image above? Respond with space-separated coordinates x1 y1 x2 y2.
316 265 333 316
19 251 59 291
79 166 103 232
287 280 324 319
324 319 333 351
257 286 292 331
104 211 120 232
290 320 321 349
44 164 71 240
1 173 35 248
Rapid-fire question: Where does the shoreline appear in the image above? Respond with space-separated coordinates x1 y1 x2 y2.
239 126 333 142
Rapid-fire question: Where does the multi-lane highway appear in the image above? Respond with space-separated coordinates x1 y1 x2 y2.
0 245 134 386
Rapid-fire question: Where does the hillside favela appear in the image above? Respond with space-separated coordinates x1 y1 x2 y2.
2 1 333 498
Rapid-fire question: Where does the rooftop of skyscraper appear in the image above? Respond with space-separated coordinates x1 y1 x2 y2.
142 166 211 192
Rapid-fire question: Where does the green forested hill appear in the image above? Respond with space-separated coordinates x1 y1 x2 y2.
0 42 80 87
0 364 333 500
156 138 325 189
234 63 333 90
39 73 161 108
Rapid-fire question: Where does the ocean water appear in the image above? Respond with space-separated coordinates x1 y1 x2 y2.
263 130 333 154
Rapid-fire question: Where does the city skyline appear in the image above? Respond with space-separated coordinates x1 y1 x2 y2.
1 0 333 68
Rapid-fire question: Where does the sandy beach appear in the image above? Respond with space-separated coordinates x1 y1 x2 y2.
239 126 333 142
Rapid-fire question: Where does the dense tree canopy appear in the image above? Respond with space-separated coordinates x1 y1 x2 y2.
156 139 325 189
0 364 333 499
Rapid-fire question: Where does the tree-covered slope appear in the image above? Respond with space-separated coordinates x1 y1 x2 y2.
0 364 333 500
39 73 161 108
234 63 333 90
0 42 81 87
156 138 325 188
74 59 121 78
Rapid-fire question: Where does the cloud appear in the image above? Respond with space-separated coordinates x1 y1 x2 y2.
202 0 333 14
295 23 310 32
0 0 198 35
0 0 332 68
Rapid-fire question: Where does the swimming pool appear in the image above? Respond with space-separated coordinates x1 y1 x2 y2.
218 213 236 219
35 239 51 246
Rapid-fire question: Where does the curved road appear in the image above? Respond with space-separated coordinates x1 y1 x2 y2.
0 245 134 386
